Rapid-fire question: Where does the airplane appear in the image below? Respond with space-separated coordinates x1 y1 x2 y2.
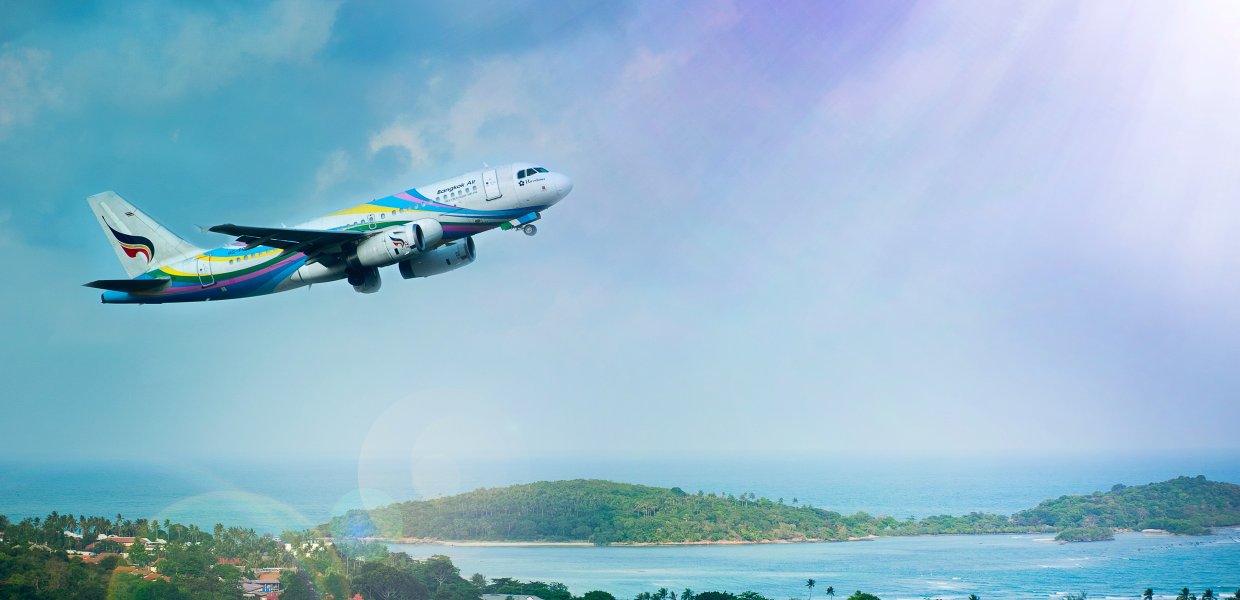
84 162 572 304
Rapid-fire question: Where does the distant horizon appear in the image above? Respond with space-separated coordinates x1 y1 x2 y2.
5 453 1239 537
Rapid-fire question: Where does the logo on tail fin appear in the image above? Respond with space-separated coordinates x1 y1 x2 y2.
104 219 155 263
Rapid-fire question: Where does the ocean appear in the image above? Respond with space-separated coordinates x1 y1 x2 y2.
2 454 1238 598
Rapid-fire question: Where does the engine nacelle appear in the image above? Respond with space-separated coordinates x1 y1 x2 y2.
351 266 382 294
399 237 476 279
352 219 444 268
409 218 444 253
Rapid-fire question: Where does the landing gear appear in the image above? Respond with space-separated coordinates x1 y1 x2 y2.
522 224 538 236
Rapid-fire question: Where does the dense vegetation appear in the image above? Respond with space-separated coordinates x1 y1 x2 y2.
1054 526 1115 542
322 480 1039 543
1012 476 1240 535
322 476 1240 545
0 512 287 599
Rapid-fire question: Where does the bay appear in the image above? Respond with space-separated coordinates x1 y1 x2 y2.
390 530 1240 599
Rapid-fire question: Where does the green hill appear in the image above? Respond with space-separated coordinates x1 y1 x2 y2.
1012 475 1240 535
321 476 1240 544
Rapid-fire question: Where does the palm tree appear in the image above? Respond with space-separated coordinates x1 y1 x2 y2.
806 579 816 600
824 587 834 599
1180 588 1192 600
1203 591 1215 600
968 595 980 600
1144 589 1154 600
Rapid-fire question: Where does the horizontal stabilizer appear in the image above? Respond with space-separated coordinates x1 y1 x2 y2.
83 278 171 293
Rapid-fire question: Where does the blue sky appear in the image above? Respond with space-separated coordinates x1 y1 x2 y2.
1 1 1238 466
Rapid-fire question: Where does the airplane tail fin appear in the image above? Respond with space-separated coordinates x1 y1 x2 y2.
87 191 203 278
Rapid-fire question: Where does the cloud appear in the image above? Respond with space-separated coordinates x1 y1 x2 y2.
368 119 431 174
125 0 339 100
314 149 352 193
0 46 59 134
3 0 341 125
622 47 692 83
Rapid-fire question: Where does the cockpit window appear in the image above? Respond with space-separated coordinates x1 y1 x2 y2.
535 167 548 173
517 169 528 178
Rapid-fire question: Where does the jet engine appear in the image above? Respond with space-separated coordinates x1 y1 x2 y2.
399 237 476 279
350 266 382 294
351 219 445 268
409 218 444 252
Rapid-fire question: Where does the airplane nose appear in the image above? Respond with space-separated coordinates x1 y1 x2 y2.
557 174 573 198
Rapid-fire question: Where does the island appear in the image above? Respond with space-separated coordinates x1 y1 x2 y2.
320 475 1240 545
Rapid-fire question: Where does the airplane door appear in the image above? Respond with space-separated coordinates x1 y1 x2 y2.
196 259 214 287
483 169 501 200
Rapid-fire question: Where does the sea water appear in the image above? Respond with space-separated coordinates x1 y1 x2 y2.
390 530 1240 600
2 455 1238 597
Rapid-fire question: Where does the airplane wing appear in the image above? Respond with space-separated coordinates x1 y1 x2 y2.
84 278 171 293
208 224 367 256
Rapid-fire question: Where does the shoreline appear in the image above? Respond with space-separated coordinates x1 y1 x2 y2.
366 526 1240 548
367 533 993 547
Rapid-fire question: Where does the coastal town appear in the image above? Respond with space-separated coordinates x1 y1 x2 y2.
1 511 579 600
0 510 375 598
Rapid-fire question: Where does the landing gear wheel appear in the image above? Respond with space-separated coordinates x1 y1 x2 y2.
522 224 538 236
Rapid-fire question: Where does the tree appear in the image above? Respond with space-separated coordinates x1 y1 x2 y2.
354 561 429 600
1145 589 1154 600
845 593 879 600
824 587 835 599
471 573 488 588
584 592 617 600
1180 589 1192 600
806 579 816 600
1204 591 1215 600
322 572 350 600
434 580 485 600
282 570 317 600
128 540 153 567
416 554 463 590
968 595 980 600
